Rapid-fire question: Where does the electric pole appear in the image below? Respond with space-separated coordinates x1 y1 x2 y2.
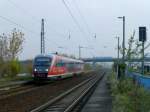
117 36 120 78
123 16 125 62
118 16 125 63
117 37 120 63
41 18 45 54
79 45 81 59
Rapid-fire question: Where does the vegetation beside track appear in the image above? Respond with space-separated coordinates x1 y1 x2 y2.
0 71 97 112
108 72 150 112
0 28 25 79
0 75 32 87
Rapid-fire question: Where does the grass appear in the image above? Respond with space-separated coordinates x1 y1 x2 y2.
108 71 150 112
0 75 32 87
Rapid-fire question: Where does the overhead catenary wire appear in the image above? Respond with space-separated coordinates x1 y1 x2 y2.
7 0 67 39
63 0 97 56
7 0 75 54
72 0 92 36
7 0 40 23
69 0 100 56
5 0 67 48
63 0 98 59
62 0 83 33
7 0 93 50
5 0 95 57
62 0 89 43
0 15 61 47
0 15 38 35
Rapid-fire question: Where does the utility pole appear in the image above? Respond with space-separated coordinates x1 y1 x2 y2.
118 16 125 63
117 37 120 62
142 41 144 75
117 36 120 78
41 18 45 54
123 16 125 62
79 45 81 59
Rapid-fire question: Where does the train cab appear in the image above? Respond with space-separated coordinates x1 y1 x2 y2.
33 55 52 79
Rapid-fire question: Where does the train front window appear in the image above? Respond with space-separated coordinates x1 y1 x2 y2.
34 57 51 66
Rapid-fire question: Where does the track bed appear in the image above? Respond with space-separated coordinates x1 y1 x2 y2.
0 71 97 112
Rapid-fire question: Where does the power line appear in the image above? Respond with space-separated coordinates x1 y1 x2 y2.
7 0 67 39
6 0 68 48
63 0 98 57
65 0 97 49
62 0 97 53
0 15 61 47
7 0 40 23
62 0 87 39
6 0 94 56
69 0 100 54
0 15 38 35
7 0 91 49
72 0 92 36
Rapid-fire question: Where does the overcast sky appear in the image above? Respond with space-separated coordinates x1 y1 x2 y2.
0 0 149 60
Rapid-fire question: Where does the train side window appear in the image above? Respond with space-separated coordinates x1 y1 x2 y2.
56 60 65 67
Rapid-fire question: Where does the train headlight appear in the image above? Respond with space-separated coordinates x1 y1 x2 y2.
45 69 49 72
34 68 37 72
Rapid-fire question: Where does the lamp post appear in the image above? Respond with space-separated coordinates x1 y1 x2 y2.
118 16 125 63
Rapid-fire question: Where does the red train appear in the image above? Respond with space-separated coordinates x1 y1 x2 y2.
33 54 84 80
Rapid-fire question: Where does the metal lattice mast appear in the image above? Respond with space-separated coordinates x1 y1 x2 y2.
41 18 45 54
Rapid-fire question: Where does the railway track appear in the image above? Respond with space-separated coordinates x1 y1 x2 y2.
0 80 55 99
31 72 105 112
0 82 38 99
0 71 94 99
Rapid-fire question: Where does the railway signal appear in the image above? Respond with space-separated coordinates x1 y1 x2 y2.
139 26 147 75
139 27 146 42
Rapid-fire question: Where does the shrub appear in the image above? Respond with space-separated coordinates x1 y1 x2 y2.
8 59 21 77
109 72 150 112
26 61 33 74
84 63 93 71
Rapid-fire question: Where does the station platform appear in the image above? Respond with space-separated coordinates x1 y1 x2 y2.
81 74 112 112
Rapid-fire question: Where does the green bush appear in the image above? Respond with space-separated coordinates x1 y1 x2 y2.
84 63 93 71
8 59 21 78
109 72 150 112
20 60 33 74
26 62 33 74
0 62 8 77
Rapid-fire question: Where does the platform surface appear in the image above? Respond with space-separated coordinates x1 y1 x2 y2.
81 75 112 112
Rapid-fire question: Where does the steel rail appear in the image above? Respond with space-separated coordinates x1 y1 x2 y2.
31 72 105 112
64 72 105 112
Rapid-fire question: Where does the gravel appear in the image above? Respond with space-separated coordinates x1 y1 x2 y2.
0 71 96 112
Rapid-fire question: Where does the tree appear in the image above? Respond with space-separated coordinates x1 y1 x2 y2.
0 28 24 77
0 33 8 60
119 30 142 61
8 28 24 60
0 28 24 60
117 30 142 78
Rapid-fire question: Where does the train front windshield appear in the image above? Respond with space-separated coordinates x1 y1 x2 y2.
34 57 52 67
